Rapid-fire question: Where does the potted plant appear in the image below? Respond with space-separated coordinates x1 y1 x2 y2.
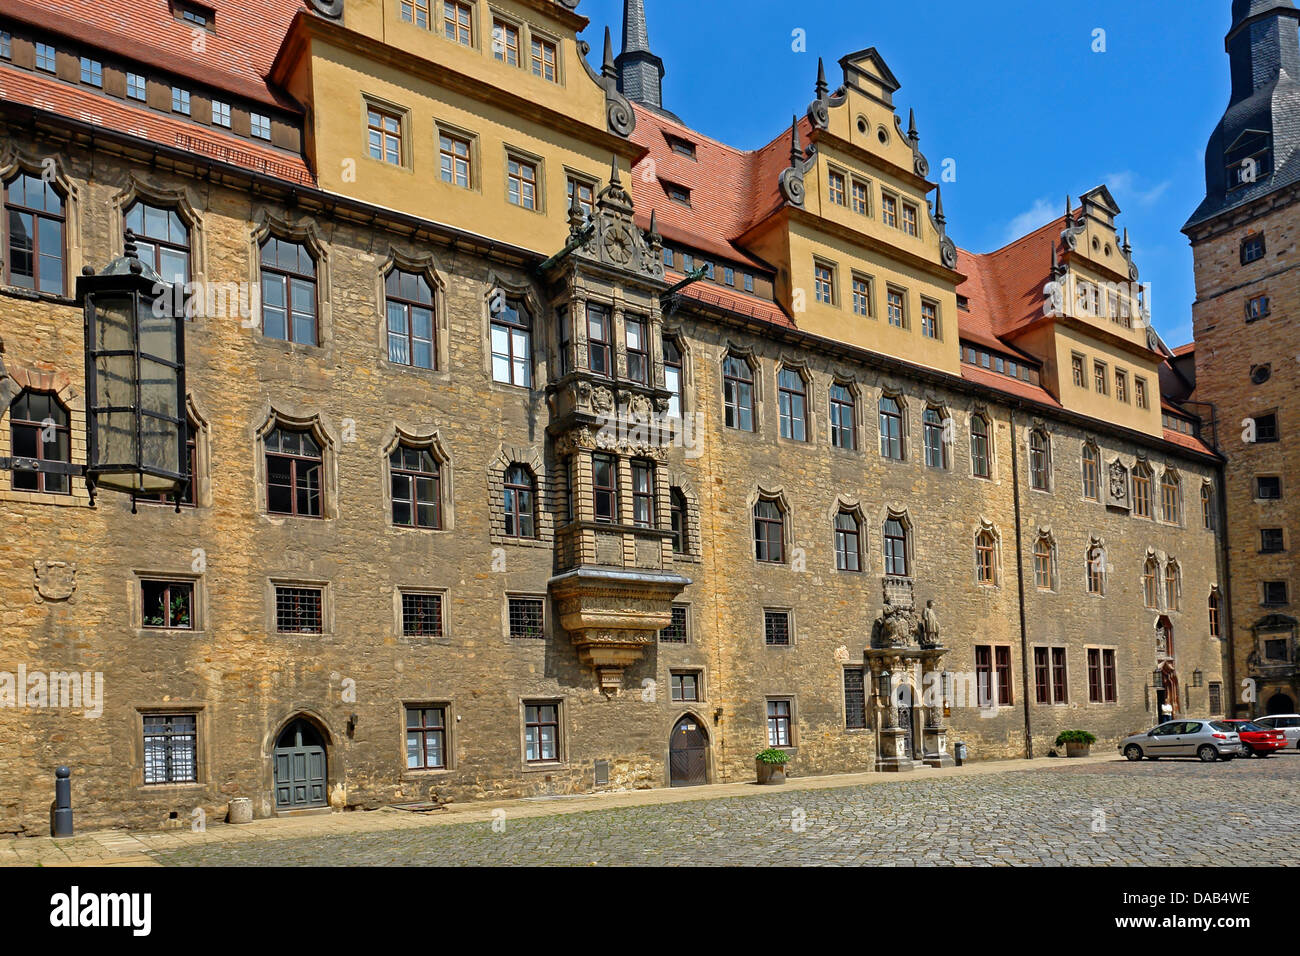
755 748 790 784
1055 730 1097 758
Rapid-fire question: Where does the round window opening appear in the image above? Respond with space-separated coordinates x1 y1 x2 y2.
1251 364 1272 385
877 126 889 145
857 116 869 135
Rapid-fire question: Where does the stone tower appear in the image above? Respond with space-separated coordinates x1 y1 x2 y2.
1185 0 1300 716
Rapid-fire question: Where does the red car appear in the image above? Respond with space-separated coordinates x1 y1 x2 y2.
1222 719 1288 757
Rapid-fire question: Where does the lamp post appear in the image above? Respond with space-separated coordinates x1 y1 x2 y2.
75 232 188 510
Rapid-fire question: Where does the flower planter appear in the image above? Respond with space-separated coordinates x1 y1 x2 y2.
1065 742 1091 758
228 797 253 824
756 760 787 785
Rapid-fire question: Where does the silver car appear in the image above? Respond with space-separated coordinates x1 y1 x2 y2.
1119 719 1243 762
1253 714 1300 749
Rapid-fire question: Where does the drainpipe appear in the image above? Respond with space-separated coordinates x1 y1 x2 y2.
1009 410 1034 758
1214 456 1240 716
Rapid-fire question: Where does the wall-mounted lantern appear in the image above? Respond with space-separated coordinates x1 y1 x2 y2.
877 668 893 700
1152 668 1164 689
75 232 188 509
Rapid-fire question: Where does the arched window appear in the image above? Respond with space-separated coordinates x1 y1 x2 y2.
385 269 436 370
125 201 190 287
8 390 71 494
970 414 991 479
4 171 65 295
260 237 318 345
883 517 909 576
1165 561 1180 611
503 464 536 538
1033 534 1053 590
778 368 807 441
878 395 903 460
753 498 785 564
723 354 754 431
923 407 948 469
491 297 532 387
663 337 683 418
266 426 323 517
390 443 440 528
1161 471 1181 524
1201 483 1214 531
1081 443 1100 500
1132 463 1152 518
1085 543 1105 595
975 529 996 585
1028 428 1050 490
1142 556 1159 608
829 383 856 450
835 510 861 572
670 487 688 553
1208 590 1221 638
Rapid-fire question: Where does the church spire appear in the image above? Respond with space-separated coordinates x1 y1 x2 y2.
616 0 666 110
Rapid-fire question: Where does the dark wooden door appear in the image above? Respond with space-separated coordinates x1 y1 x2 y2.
669 717 708 787
898 699 914 758
274 720 327 808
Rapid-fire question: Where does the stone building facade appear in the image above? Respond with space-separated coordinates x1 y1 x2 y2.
0 0 1230 833
1184 0 1300 720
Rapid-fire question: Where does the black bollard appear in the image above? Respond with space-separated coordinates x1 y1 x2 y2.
52 766 73 837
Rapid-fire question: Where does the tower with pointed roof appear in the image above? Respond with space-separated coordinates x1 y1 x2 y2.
1185 0 1300 717
616 0 666 111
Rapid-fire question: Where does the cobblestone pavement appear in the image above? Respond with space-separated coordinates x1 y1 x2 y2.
147 755 1300 866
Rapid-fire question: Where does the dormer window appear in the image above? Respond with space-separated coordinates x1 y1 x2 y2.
664 181 691 207
1225 130 1272 189
666 135 697 160
173 1 215 30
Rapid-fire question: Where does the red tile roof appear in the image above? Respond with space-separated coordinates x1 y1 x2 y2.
2 0 303 110
663 270 794 329
1162 427 1214 455
959 363 1062 408
0 65 314 185
1171 342 1195 357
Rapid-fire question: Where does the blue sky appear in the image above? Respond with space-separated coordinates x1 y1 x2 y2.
577 0 1241 348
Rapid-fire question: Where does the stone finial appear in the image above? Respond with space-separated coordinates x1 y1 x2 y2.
602 26 617 79
790 116 803 166
908 108 918 142
815 57 828 99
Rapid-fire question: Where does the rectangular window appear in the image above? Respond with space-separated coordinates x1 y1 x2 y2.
172 87 191 115
1115 369 1128 403
492 18 519 65
1093 361 1108 395
724 266 735 286
666 183 691 206
405 705 446 770
127 72 147 100
851 275 872 317
508 596 545 638
1088 648 1117 703
592 453 618 523
275 586 323 634
920 300 939 339
211 100 231 128
975 645 1012 706
881 193 897 228
36 43 56 73
766 699 792 747
5 172 68 296
443 0 472 45
524 702 560 762
176 2 214 28
1102 649 1117 702
566 176 594 218
490 297 532 387
401 591 444 638
1075 355 1090 387
814 261 835 305
142 714 198 785
507 155 538 210
851 179 870 215
1262 528 1285 553
586 303 611 376
667 136 696 159
1208 682 1223 716
828 170 846 206
902 202 919 236
1254 413 1279 442
1241 234 1266 264
1246 294 1271 321
671 672 700 702
531 36 558 81
764 609 791 646
660 604 688 643
995 646 1013 706
625 315 648 383
1052 647 1068 704
1263 581 1289 606
250 113 272 140
438 132 472 188
0 31 10 59
1034 647 1051 705
80 57 103 87
744 273 754 293
1087 648 1101 703
844 667 867 729
141 580 194 630
886 288 906 328
1257 475 1282 500
367 106 403 165
631 458 654 528
1135 377 1149 410
401 0 431 28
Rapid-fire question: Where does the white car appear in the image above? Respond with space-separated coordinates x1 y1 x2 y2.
1253 714 1300 748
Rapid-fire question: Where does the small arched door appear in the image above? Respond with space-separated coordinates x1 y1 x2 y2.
1267 692 1296 715
669 716 709 787
273 718 328 809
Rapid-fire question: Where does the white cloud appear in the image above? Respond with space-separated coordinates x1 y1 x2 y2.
1104 170 1172 207
1003 197 1058 243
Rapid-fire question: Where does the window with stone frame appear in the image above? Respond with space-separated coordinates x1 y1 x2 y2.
507 154 538 210
1201 483 1215 530
1034 647 1068 705
275 585 324 633
669 487 689 554
502 463 537 538
1033 534 1054 590
878 395 904 460
1081 442 1100 500
142 713 198 785
8 389 71 495
1087 647 1117 703
767 698 793 746
975 529 996 585
508 595 545 639
265 426 323 517
625 314 649 384
970 413 992 478
835 510 862 572
1208 590 1222 638
386 269 437 369
1143 556 1159 609
401 591 444 638
975 645 1013 707
390 443 441 529
660 603 688 643
663 336 684 417
1165 562 1180 611
827 169 846 206
883 517 909 577
1028 428 1051 491
923 407 948 469
778 368 808 441
764 609 791 646
367 105 403 166
141 579 194 630
125 201 190 289
1085 543 1106 595
523 701 560 762
1160 471 1181 524
671 671 701 702
829 383 856 450
592 453 618 524
631 458 655 528
1263 581 1289 606
586 303 612 377
1131 463 1153 517
405 705 447 770
754 498 785 564
491 297 533 387
723 354 754 431
843 667 867 729
443 0 472 45
260 237 318 346
4 171 66 295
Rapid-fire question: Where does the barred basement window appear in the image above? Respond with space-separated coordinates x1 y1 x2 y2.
508 596 545 638
660 604 688 643
1208 682 1223 715
401 592 444 638
1263 581 1289 606
143 714 198 784
764 609 791 646
843 667 867 729
142 580 194 630
275 586 323 634
405 705 446 769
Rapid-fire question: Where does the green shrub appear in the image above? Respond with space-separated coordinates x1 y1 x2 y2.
1054 730 1097 747
755 747 790 765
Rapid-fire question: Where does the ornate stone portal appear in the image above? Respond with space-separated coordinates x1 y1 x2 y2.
868 580 953 770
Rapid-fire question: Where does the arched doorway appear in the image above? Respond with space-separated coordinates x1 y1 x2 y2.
273 718 328 809
669 715 709 787
1266 692 1296 715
